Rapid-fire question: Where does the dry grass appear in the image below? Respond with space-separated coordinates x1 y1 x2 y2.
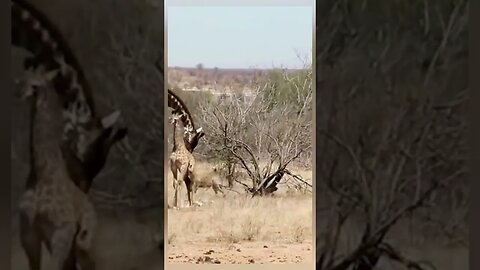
168 193 312 244
167 161 313 263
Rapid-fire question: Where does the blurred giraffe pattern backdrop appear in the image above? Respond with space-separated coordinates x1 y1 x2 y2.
315 1 469 270
11 0 165 269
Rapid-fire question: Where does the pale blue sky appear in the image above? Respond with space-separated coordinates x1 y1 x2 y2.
167 5 313 69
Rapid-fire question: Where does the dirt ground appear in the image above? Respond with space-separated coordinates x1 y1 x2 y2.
168 241 312 264
166 161 314 265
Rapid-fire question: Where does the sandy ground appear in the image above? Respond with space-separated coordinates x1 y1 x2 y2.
166 161 314 265
168 241 312 264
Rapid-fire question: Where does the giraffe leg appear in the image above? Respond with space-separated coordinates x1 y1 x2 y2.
74 212 96 270
50 226 76 270
189 181 195 207
173 176 181 209
215 182 225 197
173 185 178 209
193 181 198 194
172 178 178 209
185 170 196 207
170 161 178 188
185 179 193 207
75 248 95 270
178 166 188 208
60 248 75 270
19 213 42 270
170 161 180 208
212 182 219 195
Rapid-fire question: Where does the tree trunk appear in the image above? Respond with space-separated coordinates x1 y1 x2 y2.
252 169 285 196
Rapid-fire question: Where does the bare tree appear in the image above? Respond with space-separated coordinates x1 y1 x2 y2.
197 67 313 195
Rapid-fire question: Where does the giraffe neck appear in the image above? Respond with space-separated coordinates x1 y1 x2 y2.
30 86 67 181
172 122 177 152
167 90 195 131
28 97 36 166
172 121 188 152
12 0 97 141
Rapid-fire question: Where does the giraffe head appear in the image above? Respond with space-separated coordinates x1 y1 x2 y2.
169 113 182 125
15 67 59 101
71 110 128 182
168 113 200 142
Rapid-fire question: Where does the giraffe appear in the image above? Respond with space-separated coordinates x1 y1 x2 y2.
16 67 97 270
167 89 205 152
169 113 197 208
12 0 128 192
